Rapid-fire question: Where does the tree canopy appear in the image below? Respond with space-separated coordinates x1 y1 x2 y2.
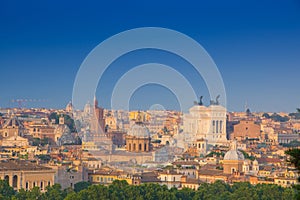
1 179 298 200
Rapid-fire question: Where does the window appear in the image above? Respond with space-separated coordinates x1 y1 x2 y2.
26 182 29 190
139 144 142 151
48 181 51 187
4 175 9 183
13 175 18 188
40 182 43 190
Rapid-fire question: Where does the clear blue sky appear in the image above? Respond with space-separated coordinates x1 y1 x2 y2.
0 0 299 112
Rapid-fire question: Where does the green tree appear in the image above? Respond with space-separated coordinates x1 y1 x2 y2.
26 187 42 200
0 180 15 200
42 183 66 200
262 113 270 118
285 149 300 177
12 188 27 200
74 181 91 193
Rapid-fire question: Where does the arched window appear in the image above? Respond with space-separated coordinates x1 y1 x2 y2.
144 144 147 151
13 175 18 188
40 182 43 190
231 168 236 174
129 143 131 151
139 144 142 151
216 121 219 133
133 143 136 151
4 175 9 183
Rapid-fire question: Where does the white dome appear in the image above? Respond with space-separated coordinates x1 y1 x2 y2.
224 149 245 161
127 123 150 138
224 140 245 161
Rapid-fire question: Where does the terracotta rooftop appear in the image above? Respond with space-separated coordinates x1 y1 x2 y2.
0 159 52 171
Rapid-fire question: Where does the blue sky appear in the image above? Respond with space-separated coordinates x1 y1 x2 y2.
0 0 299 112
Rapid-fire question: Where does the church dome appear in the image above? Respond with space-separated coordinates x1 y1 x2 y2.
224 149 245 160
224 140 245 161
127 122 150 138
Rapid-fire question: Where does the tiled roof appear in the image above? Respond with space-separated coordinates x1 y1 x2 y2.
0 159 52 171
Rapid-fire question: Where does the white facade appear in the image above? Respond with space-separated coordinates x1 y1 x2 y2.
183 105 227 145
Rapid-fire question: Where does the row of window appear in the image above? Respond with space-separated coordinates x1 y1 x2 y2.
25 181 51 191
212 120 223 133
90 176 114 183
128 143 148 151
3 175 51 190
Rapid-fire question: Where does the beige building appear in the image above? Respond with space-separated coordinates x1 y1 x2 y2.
0 159 55 191
53 165 88 189
1 135 29 147
1 116 24 138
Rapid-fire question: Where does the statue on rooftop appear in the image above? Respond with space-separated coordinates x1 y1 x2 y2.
194 96 204 106
210 95 220 105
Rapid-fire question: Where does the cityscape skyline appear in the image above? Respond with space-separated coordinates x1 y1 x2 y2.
1 1 300 112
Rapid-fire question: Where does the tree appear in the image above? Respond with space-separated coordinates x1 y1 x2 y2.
262 113 270 118
26 187 42 200
49 112 59 124
0 180 15 200
285 149 300 180
74 181 91 193
12 188 27 200
285 149 300 169
42 183 66 200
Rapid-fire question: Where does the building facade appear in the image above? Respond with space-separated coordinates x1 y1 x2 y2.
0 160 55 192
184 104 227 145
